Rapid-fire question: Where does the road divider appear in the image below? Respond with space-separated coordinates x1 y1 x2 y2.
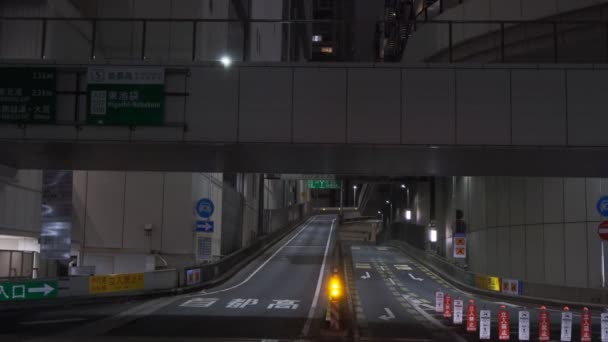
581 307 592 341
561 306 572 341
479 309 491 340
539 305 550 341
435 291 444 313
466 299 477 333
518 310 530 341
498 305 510 341
443 294 453 319
453 299 463 325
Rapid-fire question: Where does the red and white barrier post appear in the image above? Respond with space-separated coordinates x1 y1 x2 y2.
581 307 592 342
498 304 510 341
560 306 572 342
435 291 444 313
518 310 530 341
453 298 464 325
538 305 551 342
443 293 453 319
466 299 477 333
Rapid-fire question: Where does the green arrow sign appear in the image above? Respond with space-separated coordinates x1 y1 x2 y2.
0 280 58 301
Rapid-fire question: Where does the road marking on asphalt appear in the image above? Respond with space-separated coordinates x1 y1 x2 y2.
379 307 396 320
193 218 315 297
408 273 424 281
352 246 361 250
400 294 468 342
394 264 413 271
361 272 371 279
389 278 396 286
355 263 372 269
20 318 86 325
302 218 335 337
61 296 177 337
377 247 389 251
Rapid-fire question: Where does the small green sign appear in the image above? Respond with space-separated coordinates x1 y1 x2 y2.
308 180 342 189
0 67 56 122
87 67 164 125
0 280 58 301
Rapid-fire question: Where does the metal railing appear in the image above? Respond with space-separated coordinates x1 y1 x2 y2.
1 16 607 64
404 19 608 63
0 16 352 62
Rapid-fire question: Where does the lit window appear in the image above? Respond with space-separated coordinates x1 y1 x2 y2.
312 35 322 42
321 47 333 54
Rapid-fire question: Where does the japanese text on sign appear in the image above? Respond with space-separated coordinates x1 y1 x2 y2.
89 273 144 294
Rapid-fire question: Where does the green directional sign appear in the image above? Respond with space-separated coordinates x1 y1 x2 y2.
0 280 58 301
308 180 342 189
0 67 56 122
86 66 165 126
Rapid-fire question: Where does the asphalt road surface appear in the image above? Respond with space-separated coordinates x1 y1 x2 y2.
1 215 336 342
350 244 604 341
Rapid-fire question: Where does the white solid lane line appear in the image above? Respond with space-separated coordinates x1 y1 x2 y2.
301 218 335 337
191 217 316 297
20 318 86 325
389 278 396 286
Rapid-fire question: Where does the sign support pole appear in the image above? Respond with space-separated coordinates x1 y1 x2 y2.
602 240 606 288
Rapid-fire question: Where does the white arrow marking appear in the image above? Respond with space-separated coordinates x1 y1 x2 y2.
28 283 54 296
379 307 396 321
408 273 423 282
361 272 371 279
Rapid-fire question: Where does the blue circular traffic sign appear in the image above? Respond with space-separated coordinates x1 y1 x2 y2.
195 198 214 218
597 196 608 217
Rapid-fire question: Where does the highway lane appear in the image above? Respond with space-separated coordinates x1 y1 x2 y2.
351 245 603 341
90 215 336 340
0 216 336 341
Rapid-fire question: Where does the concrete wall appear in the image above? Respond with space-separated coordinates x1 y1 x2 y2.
7 64 608 149
72 171 225 274
0 170 42 238
437 176 608 289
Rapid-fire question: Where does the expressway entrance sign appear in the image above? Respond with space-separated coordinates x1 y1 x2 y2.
307 180 341 189
0 280 58 301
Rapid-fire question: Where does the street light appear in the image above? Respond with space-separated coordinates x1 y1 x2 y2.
220 55 232 67
429 229 437 242
386 200 393 222
401 184 411 220
353 185 358 208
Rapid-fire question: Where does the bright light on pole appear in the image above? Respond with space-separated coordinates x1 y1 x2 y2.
220 55 232 67
353 185 358 207
405 209 412 221
430 229 437 242
401 184 406 189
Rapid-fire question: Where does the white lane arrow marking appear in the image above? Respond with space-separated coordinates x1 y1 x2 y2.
28 283 55 296
379 307 396 321
361 272 371 279
408 273 423 282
